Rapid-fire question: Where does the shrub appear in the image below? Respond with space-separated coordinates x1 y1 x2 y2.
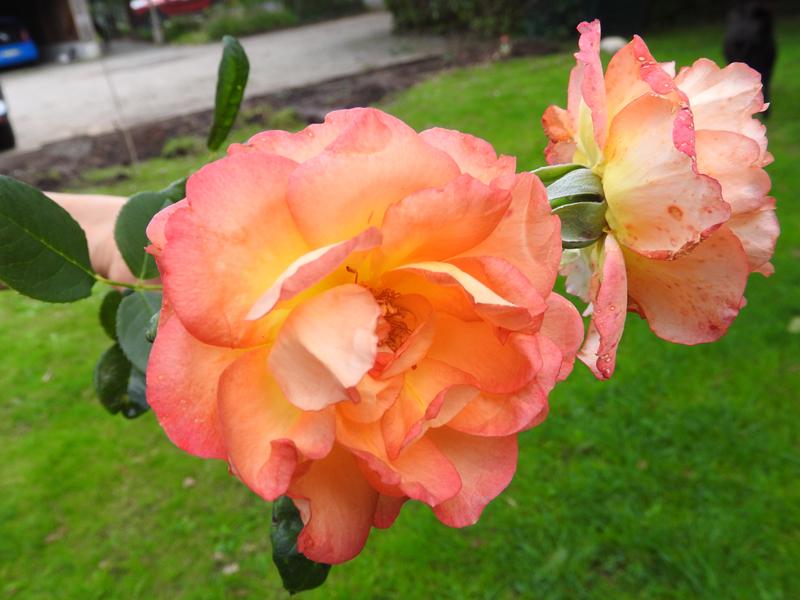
385 0 585 38
286 0 365 21
205 6 298 40
161 136 205 158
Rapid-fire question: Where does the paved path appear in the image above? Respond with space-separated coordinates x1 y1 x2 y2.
1 12 445 152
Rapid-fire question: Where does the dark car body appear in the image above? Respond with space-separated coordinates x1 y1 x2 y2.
0 17 38 70
0 83 15 151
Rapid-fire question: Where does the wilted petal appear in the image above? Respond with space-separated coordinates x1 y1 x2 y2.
578 235 627 379
624 227 749 344
695 130 771 215
726 200 779 275
675 59 769 162
603 94 729 258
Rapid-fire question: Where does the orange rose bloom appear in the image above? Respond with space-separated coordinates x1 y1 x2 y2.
543 20 778 379
146 108 582 563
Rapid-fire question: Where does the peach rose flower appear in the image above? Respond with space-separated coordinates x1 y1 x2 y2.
145 108 583 564
542 20 778 379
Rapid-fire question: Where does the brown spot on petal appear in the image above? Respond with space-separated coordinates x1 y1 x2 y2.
668 205 684 220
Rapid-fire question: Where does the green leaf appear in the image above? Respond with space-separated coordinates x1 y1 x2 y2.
123 368 150 419
160 177 187 204
553 201 608 249
0 176 95 302
145 309 161 343
207 35 250 151
271 496 331 595
99 290 124 340
114 192 165 281
94 343 132 415
531 163 584 186
546 168 604 207
117 291 162 373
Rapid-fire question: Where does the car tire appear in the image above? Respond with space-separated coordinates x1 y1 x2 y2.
0 120 16 151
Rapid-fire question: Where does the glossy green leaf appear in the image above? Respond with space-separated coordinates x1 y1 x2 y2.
546 167 604 207
531 163 584 185
207 35 250 151
123 368 150 419
99 290 124 340
160 177 187 204
114 192 165 281
117 291 162 373
0 175 95 302
94 343 132 415
553 201 608 249
271 496 331 595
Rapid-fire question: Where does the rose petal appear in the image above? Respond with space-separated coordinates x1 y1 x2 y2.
429 427 518 528
159 153 307 347
419 128 516 184
217 347 335 500
624 226 749 344
289 445 378 564
269 285 380 411
726 201 779 275
374 495 407 528
578 235 627 379
465 172 562 299
246 227 382 320
572 20 608 150
447 379 547 437
604 35 673 119
391 261 532 332
337 416 462 507
542 105 576 165
381 358 477 458
146 199 186 256
147 310 237 459
695 130 771 215
287 108 460 246
603 94 729 258
675 59 769 162
425 313 540 394
379 174 511 267
337 374 403 424
538 292 585 382
228 110 362 162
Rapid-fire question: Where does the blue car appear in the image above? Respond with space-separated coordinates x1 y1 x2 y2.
0 17 38 69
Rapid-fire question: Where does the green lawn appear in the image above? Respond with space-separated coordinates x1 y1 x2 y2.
2 20 799 599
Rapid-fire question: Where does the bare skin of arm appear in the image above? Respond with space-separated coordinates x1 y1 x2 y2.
46 192 142 285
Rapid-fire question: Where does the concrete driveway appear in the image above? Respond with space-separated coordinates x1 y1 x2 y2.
1 12 445 153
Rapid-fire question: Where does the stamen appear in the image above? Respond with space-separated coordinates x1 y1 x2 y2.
365 287 414 351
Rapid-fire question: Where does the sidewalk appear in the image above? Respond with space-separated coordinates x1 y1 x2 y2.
1 12 445 153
